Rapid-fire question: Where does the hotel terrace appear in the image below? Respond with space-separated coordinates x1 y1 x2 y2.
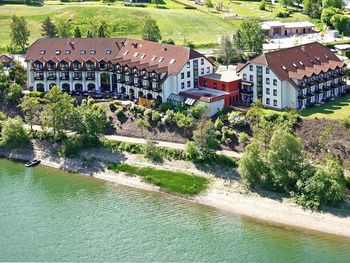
237 42 347 110
25 38 214 105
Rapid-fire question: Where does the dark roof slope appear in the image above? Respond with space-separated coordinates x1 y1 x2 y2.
25 38 206 75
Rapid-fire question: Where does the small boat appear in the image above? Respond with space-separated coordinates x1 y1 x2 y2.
25 159 41 167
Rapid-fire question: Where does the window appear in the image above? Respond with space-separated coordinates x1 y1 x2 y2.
40 49 45 55
243 74 247 80
201 58 204 65
170 59 176 64
266 78 270 84
181 82 184 89
273 79 277 86
187 71 190 78
273 99 277 106
187 81 191 88
203 80 207 87
249 65 253 71
106 49 112 55
273 89 277 96
266 88 270 95
222 84 226 91
80 50 86 55
187 62 190 68
181 73 184 79
55 50 61 55
266 98 270 105
207 67 210 73
90 49 96 54
158 57 164 62
266 68 270 74
214 82 217 89
65 50 71 55
201 68 204 74
249 75 253 81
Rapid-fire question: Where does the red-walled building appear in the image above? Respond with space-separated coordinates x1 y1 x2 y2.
199 69 241 106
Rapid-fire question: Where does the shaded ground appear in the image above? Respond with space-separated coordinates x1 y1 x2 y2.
295 118 350 165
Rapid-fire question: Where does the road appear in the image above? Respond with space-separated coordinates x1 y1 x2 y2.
25 124 242 159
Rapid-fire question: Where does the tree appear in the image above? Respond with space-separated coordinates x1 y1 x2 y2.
9 15 30 53
73 26 82 38
192 119 219 161
232 30 245 58
259 0 266 10
321 7 341 27
86 30 93 38
5 83 23 105
98 21 111 38
281 0 292 9
218 37 236 67
71 102 107 145
267 129 303 192
238 141 267 186
20 95 42 132
0 117 29 148
303 0 322 19
322 0 344 9
41 17 57 38
9 62 26 86
153 0 165 7
331 14 350 35
141 17 162 42
161 38 175 45
295 0 302 7
42 86 74 138
55 18 72 38
205 0 214 11
235 19 265 56
25 0 43 5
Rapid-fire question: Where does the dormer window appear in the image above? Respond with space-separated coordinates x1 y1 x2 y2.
40 49 45 55
99 61 107 70
90 49 96 54
292 63 297 68
80 49 86 54
60 61 68 70
55 50 61 55
73 61 81 70
140 54 146 59
169 59 176 64
134 52 139 57
105 49 112 55
158 57 164 62
151 56 157 61
299 61 304 66
34 62 43 70
123 51 129 56
65 50 71 55
86 61 94 70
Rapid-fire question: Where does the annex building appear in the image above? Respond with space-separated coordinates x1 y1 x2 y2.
25 38 214 106
237 42 347 110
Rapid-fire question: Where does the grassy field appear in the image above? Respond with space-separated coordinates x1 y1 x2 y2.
0 2 238 49
0 0 314 50
300 95 350 119
106 162 209 195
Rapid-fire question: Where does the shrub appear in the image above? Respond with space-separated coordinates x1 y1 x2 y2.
0 112 7 121
259 0 266 10
185 141 199 161
58 136 82 158
0 117 29 148
214 118 224 131
6 83 23 104
213 154 237 168
276 11 290 18
109 101 117 112
144 139 163 163
188 104 207 119
238 132 249 146
151 111 161 122
342 116 350 128
173 112 195 129
136 118 151 129
157 102 173 112
227 111 246 127
115 107 124 118
144 109 153 119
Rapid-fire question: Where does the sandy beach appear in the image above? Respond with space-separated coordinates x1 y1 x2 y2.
1 142 350 238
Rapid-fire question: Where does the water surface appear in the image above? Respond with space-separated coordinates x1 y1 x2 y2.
1 159 349 262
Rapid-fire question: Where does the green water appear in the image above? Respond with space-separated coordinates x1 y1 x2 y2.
1 159 350 262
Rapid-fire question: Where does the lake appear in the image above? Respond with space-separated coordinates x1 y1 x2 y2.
1 158 349 262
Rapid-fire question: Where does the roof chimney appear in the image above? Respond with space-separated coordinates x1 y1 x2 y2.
301 45 305 52
69 41 75 49
132 42 138 48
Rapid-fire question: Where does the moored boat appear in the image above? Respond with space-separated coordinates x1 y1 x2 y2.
25 159 41 167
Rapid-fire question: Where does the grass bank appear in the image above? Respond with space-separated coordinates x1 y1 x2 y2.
106 162 209 195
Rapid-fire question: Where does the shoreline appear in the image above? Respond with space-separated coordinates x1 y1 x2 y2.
1 146 350 239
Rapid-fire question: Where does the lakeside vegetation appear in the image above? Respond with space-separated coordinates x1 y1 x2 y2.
106 162 209 195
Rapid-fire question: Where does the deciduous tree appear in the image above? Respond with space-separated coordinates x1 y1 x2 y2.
20 95 42 132
73 26 82 38
41 17 57 38
9 15 30 53
141 17 162 42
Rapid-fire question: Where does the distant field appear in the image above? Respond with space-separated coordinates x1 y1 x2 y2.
0 2 238 49
0 0 314 50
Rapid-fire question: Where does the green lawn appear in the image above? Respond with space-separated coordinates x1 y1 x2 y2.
0 2 237 49
300 95 350 119
0 1 314 50
106 162 209 195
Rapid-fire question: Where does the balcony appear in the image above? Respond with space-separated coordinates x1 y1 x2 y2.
47 75 57 81
34 76 44 81
240 88 253 94
60 74 69 80
73 75 82 81
86 75 95 81
152 82 161 92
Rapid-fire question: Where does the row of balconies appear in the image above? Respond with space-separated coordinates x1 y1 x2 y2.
297 73 345 87
298 85 344 99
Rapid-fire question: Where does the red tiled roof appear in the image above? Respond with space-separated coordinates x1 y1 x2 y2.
25 38 206 75
0 54 13 63
238 42 345 82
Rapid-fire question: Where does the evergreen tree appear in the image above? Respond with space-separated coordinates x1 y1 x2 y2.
86 30 93 38
41 17 57 38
